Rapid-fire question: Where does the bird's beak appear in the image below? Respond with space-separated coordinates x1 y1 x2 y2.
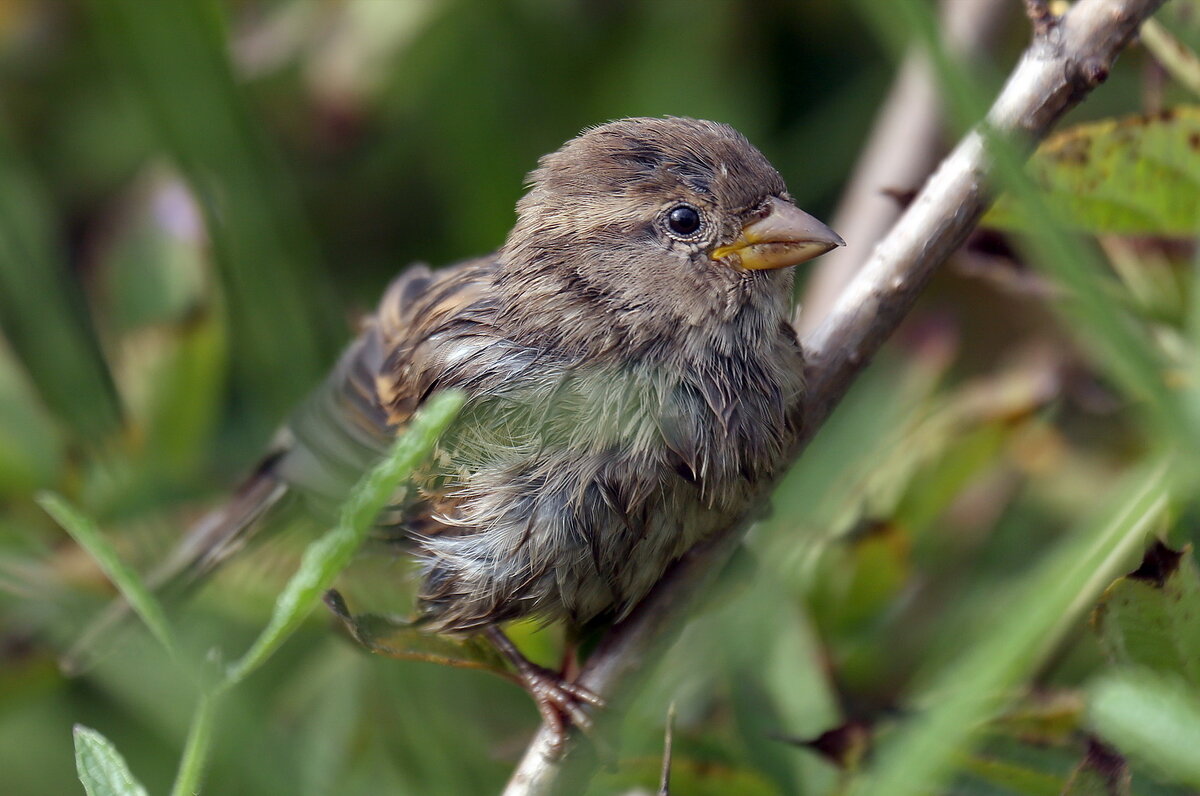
711 197 845 271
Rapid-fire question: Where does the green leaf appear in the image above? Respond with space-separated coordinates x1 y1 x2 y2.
323 590 510 676
224 389 464 685
37 493 178 660
1088 669 1200 788
86 0 339 420
1092 541 1200 684
977 102 1186 441
95 174 228 481
139 306 228 481
0 116 121 439
984 107 1200 236
988 691 1085 748
0 338 64 496
809 520 911 637
848 459 1169 796
73 725 150 796
961 754 1067 796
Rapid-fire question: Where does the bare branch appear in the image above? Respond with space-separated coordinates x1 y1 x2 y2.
798 0 1012 335
503 1 1166 793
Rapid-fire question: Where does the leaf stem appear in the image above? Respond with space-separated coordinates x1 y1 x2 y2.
1141 18 1200 97
170 691 221 796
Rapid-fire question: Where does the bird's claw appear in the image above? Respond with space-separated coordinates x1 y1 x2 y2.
484 626 606 755
518 662 605 755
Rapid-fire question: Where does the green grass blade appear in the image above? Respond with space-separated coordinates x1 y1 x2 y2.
850 459 1169 796
37 492 178 660
170 691 221 796
225 389 465 685
73 725 150 796
85 0 339 420
0 116 122 439
1088 668 1200 788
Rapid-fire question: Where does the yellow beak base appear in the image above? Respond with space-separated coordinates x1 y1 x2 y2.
712 197 844 271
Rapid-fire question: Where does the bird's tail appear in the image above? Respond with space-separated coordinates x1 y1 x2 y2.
61 265 443 673
60 459 289 675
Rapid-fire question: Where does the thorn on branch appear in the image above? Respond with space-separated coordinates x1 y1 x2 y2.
880 186 919 209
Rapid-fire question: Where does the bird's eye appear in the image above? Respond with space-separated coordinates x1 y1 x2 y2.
666 204 702 237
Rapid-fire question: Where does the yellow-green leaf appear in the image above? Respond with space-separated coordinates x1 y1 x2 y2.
985 107 1200 236
1088 669 1200 789
1092 541 1200 685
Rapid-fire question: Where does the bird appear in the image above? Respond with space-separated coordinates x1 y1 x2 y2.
76 116 843 748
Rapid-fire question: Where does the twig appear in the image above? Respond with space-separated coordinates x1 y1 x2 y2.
657 703 675 796
799 0 1011 335
1024 0 1060 37
1140 17 1200 97
502 1 1167 793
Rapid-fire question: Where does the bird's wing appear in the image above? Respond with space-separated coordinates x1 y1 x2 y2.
277 256 499 520
63 257 499 671
193 255 501 575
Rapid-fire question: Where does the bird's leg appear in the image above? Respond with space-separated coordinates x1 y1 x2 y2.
559 636 581 681
485 626 604 751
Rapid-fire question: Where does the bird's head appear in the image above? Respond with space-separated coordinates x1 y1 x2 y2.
499 117 843 351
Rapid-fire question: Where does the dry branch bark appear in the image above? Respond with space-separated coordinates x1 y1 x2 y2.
798 0 1012 336
503 1 1168 793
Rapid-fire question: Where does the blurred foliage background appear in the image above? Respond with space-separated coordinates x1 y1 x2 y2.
2 0 1200 794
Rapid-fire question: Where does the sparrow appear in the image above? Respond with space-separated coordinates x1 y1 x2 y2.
89 117 842 746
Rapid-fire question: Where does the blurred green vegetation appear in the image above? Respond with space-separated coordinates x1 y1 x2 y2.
3 0 1200 794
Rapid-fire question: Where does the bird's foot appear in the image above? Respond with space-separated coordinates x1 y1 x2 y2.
519 660 604 753
485 627 604 755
